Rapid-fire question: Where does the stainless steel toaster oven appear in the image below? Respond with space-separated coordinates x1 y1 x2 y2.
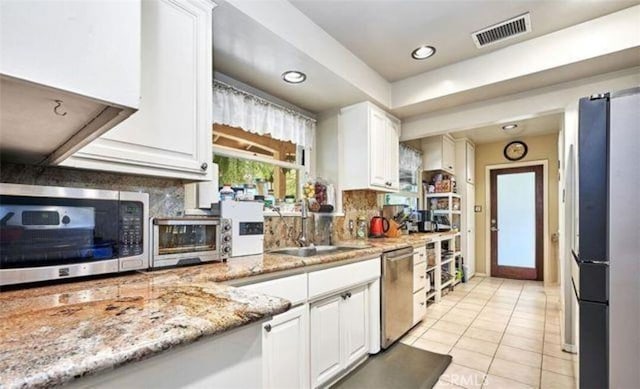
150 217 232 268
0 183 149 286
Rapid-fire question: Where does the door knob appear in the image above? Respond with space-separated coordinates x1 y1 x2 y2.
490 227 499 232
264 324 272 332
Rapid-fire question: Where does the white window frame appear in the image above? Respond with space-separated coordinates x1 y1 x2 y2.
212 143 311 202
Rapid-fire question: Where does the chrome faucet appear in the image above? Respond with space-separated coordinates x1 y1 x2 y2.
297 199 310 247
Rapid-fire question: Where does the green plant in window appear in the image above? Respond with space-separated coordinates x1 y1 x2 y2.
214 155 274 186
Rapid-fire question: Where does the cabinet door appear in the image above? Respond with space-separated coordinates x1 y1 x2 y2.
413 261 427 293
310 295 343 388
466 142 475 184
413 290 427 325
442 136 456 173
263 305 309 389
341 285 369 367
369 108 388 188
62 0 214 180
0 0 140 108
385 118 400 190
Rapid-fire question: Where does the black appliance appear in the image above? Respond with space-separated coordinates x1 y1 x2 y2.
416 210 451 232
0 183 149 286
573 87 639 389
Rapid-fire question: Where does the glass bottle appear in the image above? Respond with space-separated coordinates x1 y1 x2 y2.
356 216 368 240
219 184 235 201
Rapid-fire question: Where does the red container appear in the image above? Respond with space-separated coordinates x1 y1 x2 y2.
369 216 389 238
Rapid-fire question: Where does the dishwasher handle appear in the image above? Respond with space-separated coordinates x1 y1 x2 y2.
387 254 412 263
383 246 413 259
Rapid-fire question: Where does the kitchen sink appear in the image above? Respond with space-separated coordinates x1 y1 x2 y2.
269 245 370 257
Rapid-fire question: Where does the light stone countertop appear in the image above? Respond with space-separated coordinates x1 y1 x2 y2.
0 231 452 388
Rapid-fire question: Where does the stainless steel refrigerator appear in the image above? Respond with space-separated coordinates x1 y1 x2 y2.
572 87 639 389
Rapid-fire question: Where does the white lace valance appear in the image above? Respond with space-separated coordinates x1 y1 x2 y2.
213 80 316 149
399 144 422 172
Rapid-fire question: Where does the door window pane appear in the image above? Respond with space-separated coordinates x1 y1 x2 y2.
497 172 536 268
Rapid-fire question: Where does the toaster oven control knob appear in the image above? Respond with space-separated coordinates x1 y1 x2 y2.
223 246 231 254
223 224 231 231
223 235 231 242
61 215 71 225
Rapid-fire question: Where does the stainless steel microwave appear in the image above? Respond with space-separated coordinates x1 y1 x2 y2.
0 183 149 286
150 217 232 269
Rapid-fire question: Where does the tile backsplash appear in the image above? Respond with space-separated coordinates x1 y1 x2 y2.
0 163 185 217
0 164 384 250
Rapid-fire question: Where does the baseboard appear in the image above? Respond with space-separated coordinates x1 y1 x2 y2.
474 273 488 277
562 343 577 353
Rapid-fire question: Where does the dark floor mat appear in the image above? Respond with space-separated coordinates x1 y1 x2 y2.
331 343 452 389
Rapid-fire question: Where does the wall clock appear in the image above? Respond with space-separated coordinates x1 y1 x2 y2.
504 140 528 161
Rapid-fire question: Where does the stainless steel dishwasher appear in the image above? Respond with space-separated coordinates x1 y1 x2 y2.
381 246 414 349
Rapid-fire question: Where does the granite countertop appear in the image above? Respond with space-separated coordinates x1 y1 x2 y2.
0 231 453 389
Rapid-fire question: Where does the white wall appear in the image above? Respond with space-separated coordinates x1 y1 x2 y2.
401 67 640 141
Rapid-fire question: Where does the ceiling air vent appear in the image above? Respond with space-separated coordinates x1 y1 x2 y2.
472 13 531 48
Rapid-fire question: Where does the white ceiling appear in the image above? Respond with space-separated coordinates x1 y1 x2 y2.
290 0 639 81
451 113 562 144
213 2 370 113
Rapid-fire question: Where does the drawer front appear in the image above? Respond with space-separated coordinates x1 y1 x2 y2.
413 247 426 265
308 257 381 300
241 273 308 306
413 290 426 325
413 261 427 293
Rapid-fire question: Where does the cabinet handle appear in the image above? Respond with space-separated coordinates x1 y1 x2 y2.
201 162 208 171
341 293 348 300
264 324 272 332
420 275 425 279
420 302 425 306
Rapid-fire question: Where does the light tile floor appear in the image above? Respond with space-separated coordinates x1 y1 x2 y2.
400 276 577 389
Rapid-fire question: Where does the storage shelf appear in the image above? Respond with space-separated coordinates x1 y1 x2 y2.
425 193 460 198
426 265 437 272
454 251 462 257
440 279 453 289
426 290 437 300
441 258 454 265
453 279 462 286
432 210 461 215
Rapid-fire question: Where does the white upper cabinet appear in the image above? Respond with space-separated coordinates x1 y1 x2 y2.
61 0 216 181
422 135 456 174
0 0 140 165
455 139 475 184
0 0 140 108
340 102 400 192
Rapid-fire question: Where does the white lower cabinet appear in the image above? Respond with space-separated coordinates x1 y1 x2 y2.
310 295 344 388
413 289 427 325
342 285 369 367
263 305 309 389
311 284 370 388
239 257 381 389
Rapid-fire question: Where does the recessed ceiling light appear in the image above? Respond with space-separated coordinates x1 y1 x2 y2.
502 124 518 131
411 45 436 60
282 70 306 84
